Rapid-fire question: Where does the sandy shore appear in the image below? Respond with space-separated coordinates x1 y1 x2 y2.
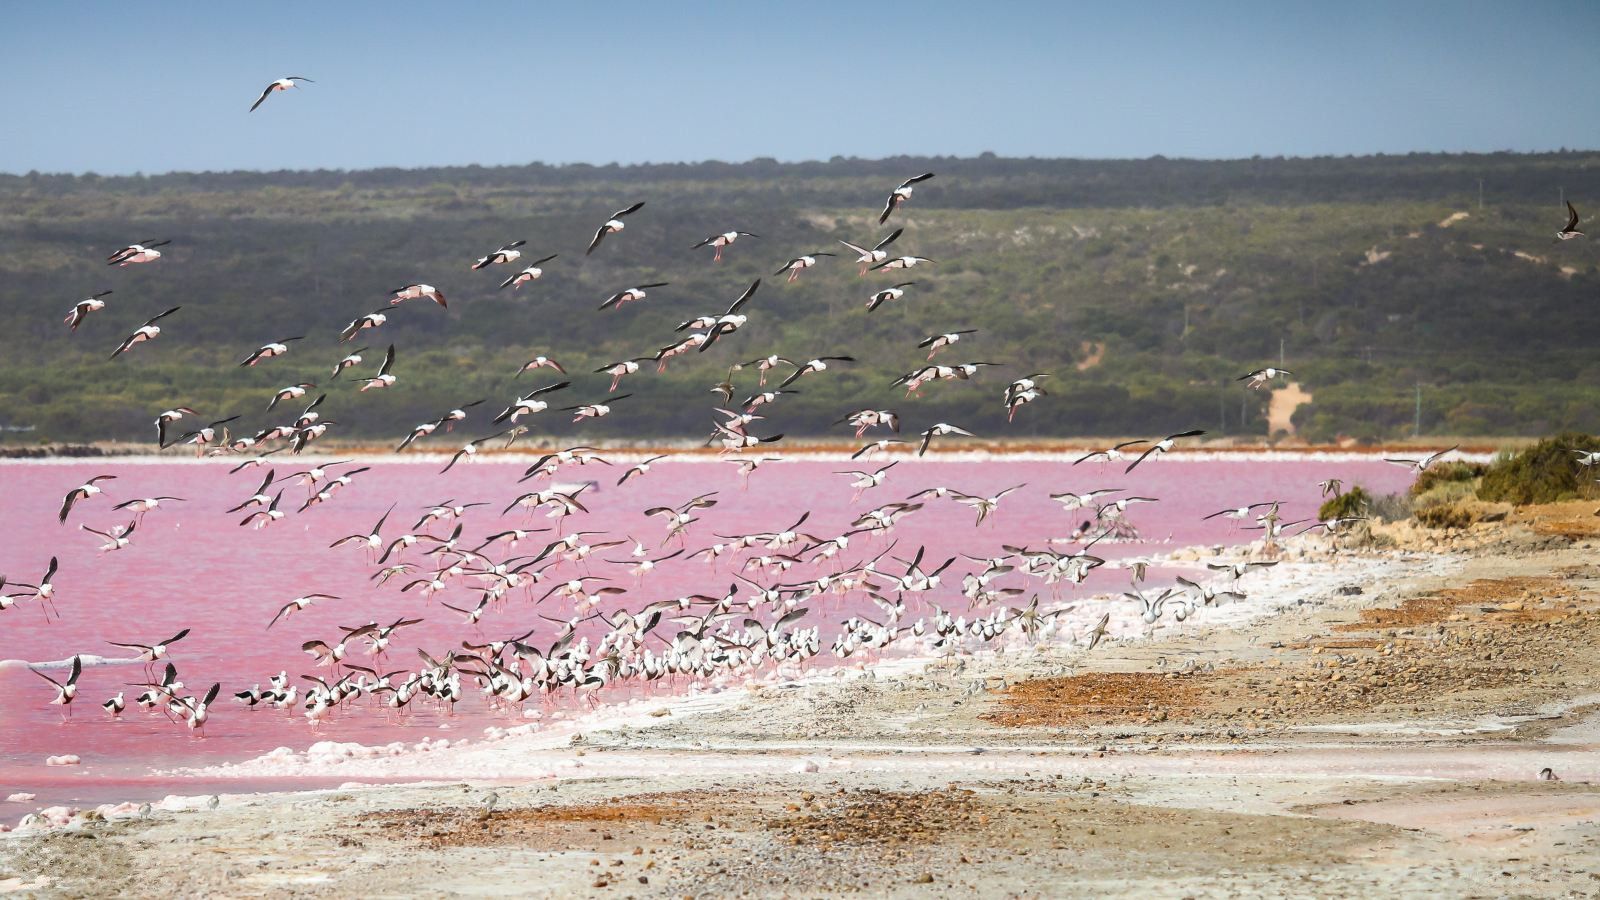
5 507 1600 896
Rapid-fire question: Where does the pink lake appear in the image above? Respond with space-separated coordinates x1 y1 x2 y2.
0 453 1415 818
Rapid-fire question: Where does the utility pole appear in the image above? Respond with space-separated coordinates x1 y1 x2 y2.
1478 179 1484 211
1413 383 1422 438
1219 391 1226 434
1279 338 1285 368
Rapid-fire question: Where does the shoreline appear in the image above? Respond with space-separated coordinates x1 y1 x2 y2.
0 435 1521 461
6 511 1600 894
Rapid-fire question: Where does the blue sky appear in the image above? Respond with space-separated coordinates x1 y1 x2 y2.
3 1 1597 174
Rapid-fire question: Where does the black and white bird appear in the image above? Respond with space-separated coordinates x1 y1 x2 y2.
59 475 116 523
515 355 566 377
491 381 571 425
598 283 669 311
918 329 975 359
155 407 198 448
358 345 397 392
1075 440 1148 466
389 284 447 308
267 383 316 412
1383 445 1459 473
107 240 170 267
108 629 190 663
499 254 558 289
918 423 975 456
562 394 630 423
867 282 916 312
339 310 388 343
331 347 367 379
239 336 304 367
595 359 651 391
618 454 669 486
109 306 180 358
775 252 834 283
249 76 314 112
239 491 286 527
30 656 81 715
871 255 934 272
839 229 903 275
879 173 935 224
1557 201 1584 241
267 594 340 629
836 409 900 438
1126 430 1206 473
778 356 854 389
65 291 113 332
441 431 511 474
82 520 136 552
180 415 240 455
693 230 758 262
698 280 762 351
472 239 526 270
1238 367 1292 390
586 201 645 255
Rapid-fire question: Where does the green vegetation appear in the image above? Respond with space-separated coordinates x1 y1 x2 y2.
2 152 1600 444
1477 432 1600 504
1409 461 1487 497
1318 486 1373 521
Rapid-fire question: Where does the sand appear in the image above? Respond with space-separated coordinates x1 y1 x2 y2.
4 511 1600 897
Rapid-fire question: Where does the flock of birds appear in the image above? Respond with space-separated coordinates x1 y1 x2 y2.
9 76 1586 739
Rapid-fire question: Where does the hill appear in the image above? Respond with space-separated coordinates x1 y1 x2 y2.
2 152 1598 446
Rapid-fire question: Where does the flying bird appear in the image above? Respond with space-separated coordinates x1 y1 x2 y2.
249 76 314 112
839 229 903 275
1383 445 1459 473
1557 201 1584 241
598 283 669 312
107 240 170 266
389 284 447 308
499 254 558 289
775 252 834 283
586 201 645 255
472 239 526 270
59 475 116 523
109 306 180 358
239 336 304 367
1126 430 1207 473
1238 367 1292 390
867 282 916 312
879 173 935 224
358 345 397 392
65 291 113 332
693 230 758 262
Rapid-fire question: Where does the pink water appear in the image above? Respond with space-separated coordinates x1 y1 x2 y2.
0 454 1412 816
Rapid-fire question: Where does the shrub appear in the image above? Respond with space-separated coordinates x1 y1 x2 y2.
1319 485 1371 520
1367 492 1414 522
1414 502 1475 529
1477 432 1600 505
1409 460 1486 498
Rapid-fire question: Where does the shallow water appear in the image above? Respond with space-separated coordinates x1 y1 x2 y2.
0 454 1412 816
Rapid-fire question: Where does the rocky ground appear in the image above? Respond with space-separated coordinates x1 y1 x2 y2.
4 507 1600 897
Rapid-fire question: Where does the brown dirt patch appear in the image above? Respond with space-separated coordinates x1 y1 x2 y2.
766 788 977 848
358 794 694 850
982 671 1222 727
1334 577 1560 631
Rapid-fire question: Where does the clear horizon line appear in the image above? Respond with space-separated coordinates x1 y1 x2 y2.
5 147 1598 181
